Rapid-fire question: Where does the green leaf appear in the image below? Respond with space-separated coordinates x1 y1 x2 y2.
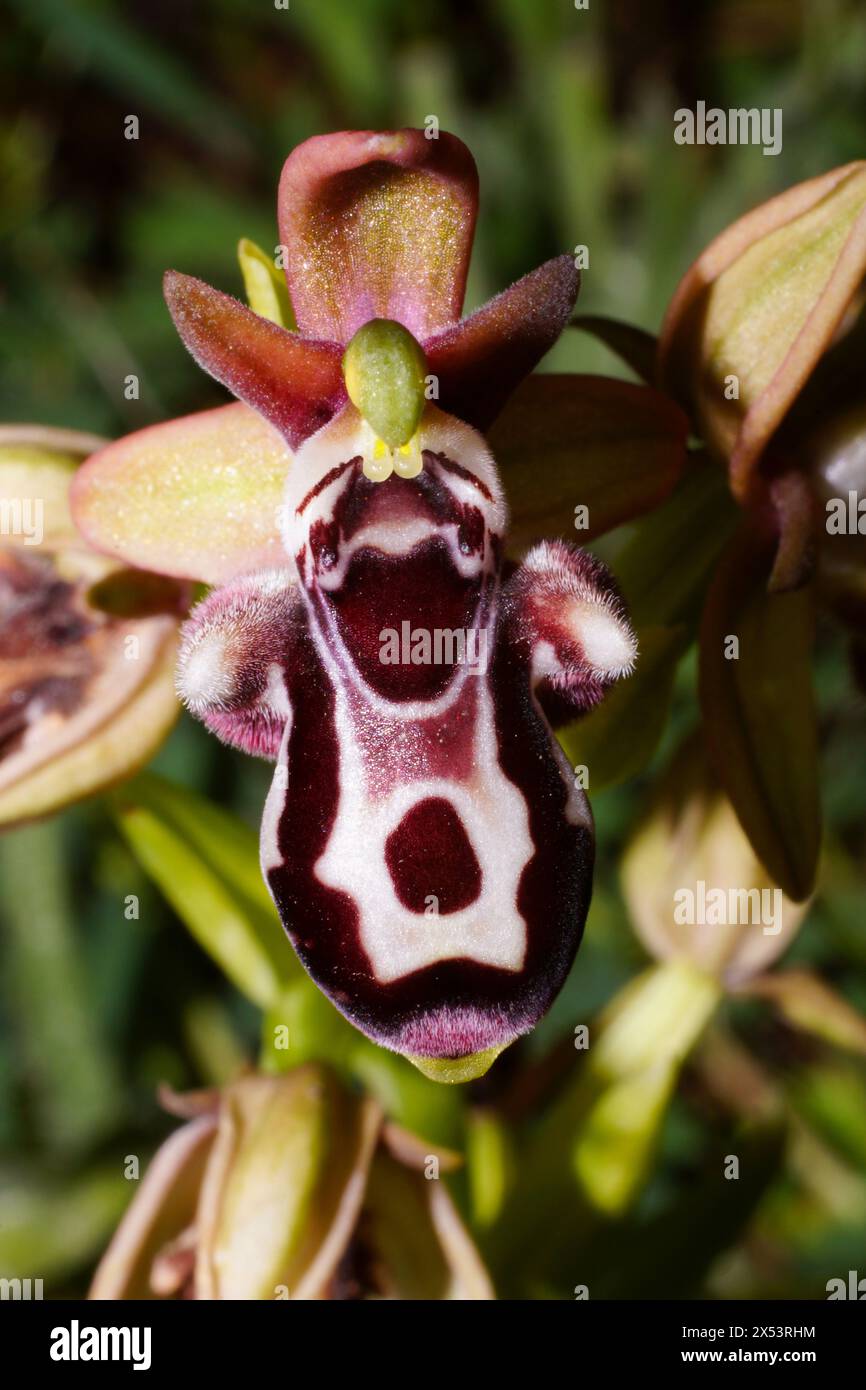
787 1063 866 1171
737 969 866 1056
111 773 295 1009
589 960 721 1082
570 315 658 384
572 1059 678 1214
0 824 120 1155
467 1109 514 1229
699 529 821 900
489 963 721 1278
0 1164 130 1285
614 454 739 628
557 624 687 790
261 981 357 1076
183 998 250 1086
593 1121 787 1298
489 374 688 552
349 1047 465 1150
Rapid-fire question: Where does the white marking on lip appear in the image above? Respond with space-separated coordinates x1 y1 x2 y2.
281 403 508 587
260 684 292 875
315 519 488 591
261 662 291 717
269 402 544 979
313 679 532 983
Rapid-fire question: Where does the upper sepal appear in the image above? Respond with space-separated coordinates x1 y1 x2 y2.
277 128 478 345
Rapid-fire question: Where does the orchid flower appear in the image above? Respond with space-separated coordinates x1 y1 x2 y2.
71 128 652 1080
0 425 185 826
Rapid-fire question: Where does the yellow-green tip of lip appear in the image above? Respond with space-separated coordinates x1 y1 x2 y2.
343 318 427 449
406 1045 507 1085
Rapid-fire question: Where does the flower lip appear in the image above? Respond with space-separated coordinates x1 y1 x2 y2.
320 469 447 554
282 405 507 598
325 537 485 700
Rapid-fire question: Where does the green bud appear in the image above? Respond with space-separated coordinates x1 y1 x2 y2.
196 1067 378 1300
343 319 427 448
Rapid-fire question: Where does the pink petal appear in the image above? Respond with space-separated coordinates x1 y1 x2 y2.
277 128 478 343
71 403 291 584
426 256 580 430
163 272 345 449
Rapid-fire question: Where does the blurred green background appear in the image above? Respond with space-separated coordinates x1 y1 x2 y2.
1 0 866 1298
